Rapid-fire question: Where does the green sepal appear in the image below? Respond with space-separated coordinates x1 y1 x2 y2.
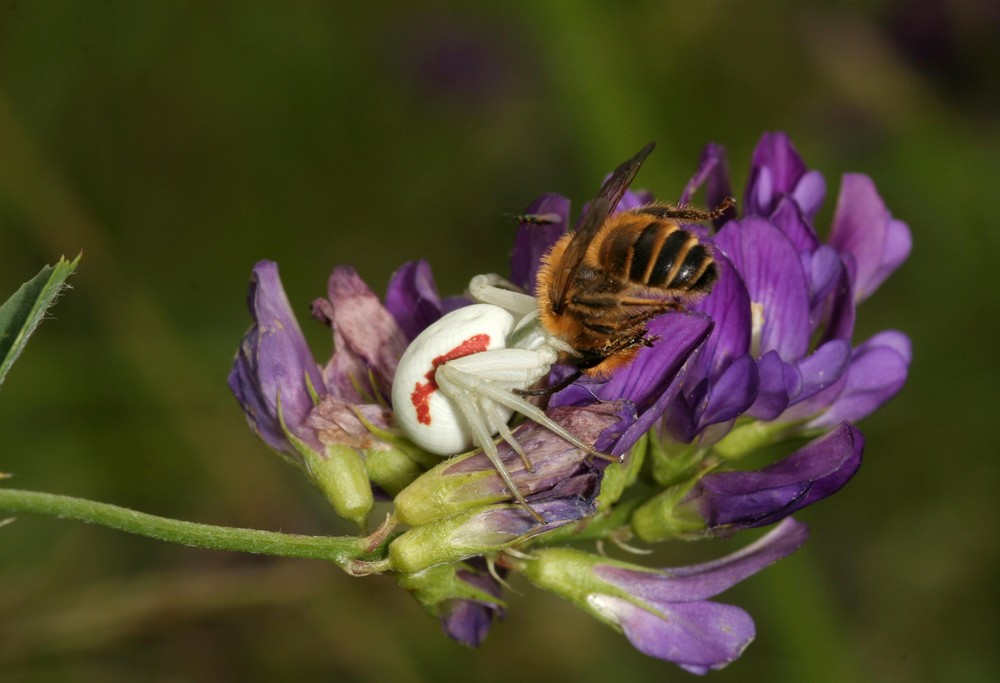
279 402 374 527
630 476 706 543
510 547 655 631
389 504 538 573
365 447 424 497
712 417 807 460
596 433 648 510
397 562 507 617
647 430 707 487
392 451 508 527
308 445 374 527
0 254 80 387
350 407 440 470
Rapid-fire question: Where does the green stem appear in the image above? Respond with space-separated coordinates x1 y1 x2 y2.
0 488 388 573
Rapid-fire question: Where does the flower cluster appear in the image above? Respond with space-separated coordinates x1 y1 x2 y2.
229 133 910 674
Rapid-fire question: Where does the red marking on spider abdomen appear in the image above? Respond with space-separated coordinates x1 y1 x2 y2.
411 333 491 425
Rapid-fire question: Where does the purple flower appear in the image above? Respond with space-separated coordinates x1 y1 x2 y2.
514 518 809 674
390 494 602 574
828 174 912 303
393 402 636 526
438 560 507 647
548 313 714 457
671 132 912 441
231 259 457 450
397 558 506 648
228 261 328 457
230 259 463 519
684 422 863 534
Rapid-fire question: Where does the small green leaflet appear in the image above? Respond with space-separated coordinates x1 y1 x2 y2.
0 254 81 387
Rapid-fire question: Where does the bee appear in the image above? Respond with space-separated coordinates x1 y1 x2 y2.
392 141 729 521
533 141 732 387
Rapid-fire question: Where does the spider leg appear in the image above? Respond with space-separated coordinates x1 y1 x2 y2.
480 395 534 472
439 350 621 464
436 374 544 522
469 274 537 317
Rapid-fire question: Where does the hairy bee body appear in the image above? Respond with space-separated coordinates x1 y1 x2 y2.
534 144 727 379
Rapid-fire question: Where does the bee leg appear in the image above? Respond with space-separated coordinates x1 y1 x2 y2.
638 197 736 221
468 274 537 317
436 375 544 522
514 369 583 397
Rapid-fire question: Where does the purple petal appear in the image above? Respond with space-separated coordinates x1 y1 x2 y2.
715 218 812 361
551 314 713 455
228 261 325 453
306 397 394 450
744 132 824 219
384 260 444 342
551 313 713 414
791 339 852 404
691 424 864 531
696 354 758 429
828 174 911 302
803 245 841 310
593 596 754 675
319 266 408 403
770 196 820 252
815 257 856 344
747 350 796 420
443 403 628 498
472 496 598 540
792 170 827 220
509 193 570 292
440 562 506 648
870 217 912 294
690 252 752 386
440 596 500 648
662 391 697 444
808 332 911 428
596 518 809 601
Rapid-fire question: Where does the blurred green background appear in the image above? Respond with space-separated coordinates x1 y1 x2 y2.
1 1 997 681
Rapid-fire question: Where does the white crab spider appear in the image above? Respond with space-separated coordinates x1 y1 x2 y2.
391 274 614 520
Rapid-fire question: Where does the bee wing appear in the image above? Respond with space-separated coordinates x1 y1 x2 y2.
548 141 656 311
596 140 656 213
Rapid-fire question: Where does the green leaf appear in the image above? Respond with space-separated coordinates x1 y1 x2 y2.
0 254 81 387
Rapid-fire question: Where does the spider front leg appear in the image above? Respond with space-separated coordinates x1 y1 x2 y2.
468 273 537 317
435 346 618 520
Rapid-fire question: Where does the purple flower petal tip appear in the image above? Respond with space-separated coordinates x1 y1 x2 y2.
594 596 754 675
744 132 824 219
322 266 408 402
829 173 911 302
229 260 325 453
385 260 445 342
694 423 863 531
679 142 733 218
440 564 506 648
591 518 808 672
808 333 911 428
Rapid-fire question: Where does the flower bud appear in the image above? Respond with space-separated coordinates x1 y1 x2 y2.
512 518 808 674
389 496 594 574
636 422 862 541
397 558 506 648
393 403 629 527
